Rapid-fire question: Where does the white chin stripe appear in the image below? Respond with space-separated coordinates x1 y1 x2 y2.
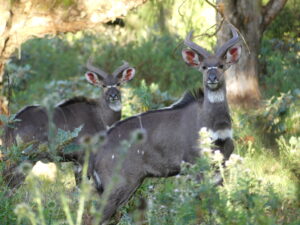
109 101 122 112
208 83 218 89
207 89 225 103
209 128 233 141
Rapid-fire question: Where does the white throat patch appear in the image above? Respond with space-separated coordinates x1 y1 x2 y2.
209 128 233 141
207 89 225 103
109 101 122 112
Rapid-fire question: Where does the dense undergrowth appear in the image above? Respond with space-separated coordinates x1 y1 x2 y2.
1 0 300 224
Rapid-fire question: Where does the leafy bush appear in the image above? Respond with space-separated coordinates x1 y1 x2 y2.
278 136 300 182
254 90 300 138
260 39 300 98
264 0 300 41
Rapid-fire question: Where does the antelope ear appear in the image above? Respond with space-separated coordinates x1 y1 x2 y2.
85 72 103 86
226 45 242 65
182 49 202 67
120 67 135 82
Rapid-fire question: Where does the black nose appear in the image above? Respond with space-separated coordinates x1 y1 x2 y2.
208 73 218 83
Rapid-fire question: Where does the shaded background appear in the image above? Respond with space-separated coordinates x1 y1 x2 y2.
0 0 300 224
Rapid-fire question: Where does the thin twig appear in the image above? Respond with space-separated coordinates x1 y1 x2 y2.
178 0 189 18
204 0 224 16
194 18 224 39
204 0 217 13
172 19 224 57
174 0 251 56
203 0 251 54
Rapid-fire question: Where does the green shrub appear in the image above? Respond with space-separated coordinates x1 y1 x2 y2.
278 136 300 183
260 39 300 98
254 90 300 138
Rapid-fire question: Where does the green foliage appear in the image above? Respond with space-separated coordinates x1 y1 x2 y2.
0 113 20 127
122 80 175 118
254 90 300 137
55 126 83 155
1 0 300 224
0 186 20 224
125 0 215 41
278 136 300 183
264 0 300 41
260 39 300 98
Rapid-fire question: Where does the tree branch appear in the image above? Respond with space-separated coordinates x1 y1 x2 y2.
262 0 288 31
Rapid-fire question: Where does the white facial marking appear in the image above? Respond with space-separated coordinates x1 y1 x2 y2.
93 170 101 188
207 89 225 103
137 149 140 154
207 66 218 71
141 150 145 155
209 128 233 141
112 154 115 159
106 85 117 88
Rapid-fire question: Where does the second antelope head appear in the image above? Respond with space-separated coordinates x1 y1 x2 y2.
85 60 135 111
182 25 241 93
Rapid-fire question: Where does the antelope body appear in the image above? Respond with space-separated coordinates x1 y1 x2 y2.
90 26 242 223
3 61 135 188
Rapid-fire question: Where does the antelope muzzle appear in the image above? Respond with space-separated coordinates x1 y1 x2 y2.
206 68 220 90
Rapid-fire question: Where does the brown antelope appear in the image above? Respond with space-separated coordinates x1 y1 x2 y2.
89 26 241 223
3 60 136 189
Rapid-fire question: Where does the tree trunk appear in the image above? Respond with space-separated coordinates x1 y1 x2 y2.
0 0 146 118
216 0 287 106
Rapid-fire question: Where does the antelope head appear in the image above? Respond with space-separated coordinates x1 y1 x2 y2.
85 60 135 111
182 25 241 92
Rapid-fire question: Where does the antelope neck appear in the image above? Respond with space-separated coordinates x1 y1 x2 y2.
204 87 226 104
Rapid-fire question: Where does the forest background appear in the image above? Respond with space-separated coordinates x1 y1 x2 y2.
0 0 299 224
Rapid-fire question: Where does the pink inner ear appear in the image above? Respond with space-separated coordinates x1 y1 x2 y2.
185 51 198 66
186 51 195 58
125 69 132 81
229 47 239 61
87 73 97 83
230 48 237 55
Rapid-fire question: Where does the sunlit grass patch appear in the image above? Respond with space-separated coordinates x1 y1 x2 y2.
23 161 76 191
231 105 299 204
11 162 76 223
242 153 298 201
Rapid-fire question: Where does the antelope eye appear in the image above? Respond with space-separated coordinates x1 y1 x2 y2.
102 85 107 88
202 66 207 70
218 64 224 69
116 83 121 86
